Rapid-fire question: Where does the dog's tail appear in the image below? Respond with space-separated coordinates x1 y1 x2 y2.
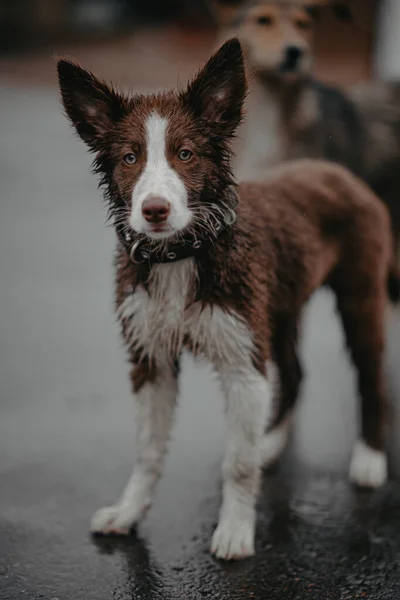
388 258 400 303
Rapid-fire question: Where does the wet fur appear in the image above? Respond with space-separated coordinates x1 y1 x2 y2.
58 38 395 560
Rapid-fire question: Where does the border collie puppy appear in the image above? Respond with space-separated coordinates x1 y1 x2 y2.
58 39 398 560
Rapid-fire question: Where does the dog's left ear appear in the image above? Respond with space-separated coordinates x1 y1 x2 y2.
330 2 353 22
305 5 321 21
182 38 246 135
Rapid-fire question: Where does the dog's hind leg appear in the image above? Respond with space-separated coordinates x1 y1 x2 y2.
261 313 303 469
331 275 388 488
90 358 179 535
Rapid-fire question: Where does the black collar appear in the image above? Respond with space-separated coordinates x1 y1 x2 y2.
125 235 208 265
117 187 239 266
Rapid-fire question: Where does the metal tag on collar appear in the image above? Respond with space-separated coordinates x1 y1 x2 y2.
129 240 147 265
225 206 236 226
227 185 240 209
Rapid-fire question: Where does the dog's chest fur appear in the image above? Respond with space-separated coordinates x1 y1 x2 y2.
118 259 253 366
234 82 284 181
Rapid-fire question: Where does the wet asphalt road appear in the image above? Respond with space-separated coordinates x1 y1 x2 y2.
1 86 400 600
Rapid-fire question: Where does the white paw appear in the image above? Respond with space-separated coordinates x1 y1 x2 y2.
90 504 140 535
261 418 290 469
211 519 255 560
349 439 388 489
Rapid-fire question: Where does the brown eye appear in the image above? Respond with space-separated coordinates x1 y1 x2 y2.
123 153 137 165
257 15 272 25
178 149 193 162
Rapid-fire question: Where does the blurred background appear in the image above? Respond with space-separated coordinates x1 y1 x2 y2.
1 0 398 88
1 2 400 599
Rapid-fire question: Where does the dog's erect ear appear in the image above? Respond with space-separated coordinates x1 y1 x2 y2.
209 0 246 27
305 5 322 21
305 1 353 22
57 60 128 150
182 38 246 135
330 2 353 22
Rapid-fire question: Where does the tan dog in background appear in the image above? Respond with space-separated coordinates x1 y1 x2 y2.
211 0 400 256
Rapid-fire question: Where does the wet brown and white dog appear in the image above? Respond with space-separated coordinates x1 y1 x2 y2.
212 1 400 251
58 39 398 560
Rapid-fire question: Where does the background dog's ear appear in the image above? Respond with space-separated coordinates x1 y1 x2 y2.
182 38 246 136
305 5 322 21
209 0 246 27
330 1 353 22
57 60 128 150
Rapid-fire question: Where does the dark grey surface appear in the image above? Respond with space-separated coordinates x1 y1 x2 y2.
1 87 400 600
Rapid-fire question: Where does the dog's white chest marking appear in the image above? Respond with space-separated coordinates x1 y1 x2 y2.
118 259 254 366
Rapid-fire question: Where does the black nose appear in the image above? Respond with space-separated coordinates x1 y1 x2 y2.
285 46 303 64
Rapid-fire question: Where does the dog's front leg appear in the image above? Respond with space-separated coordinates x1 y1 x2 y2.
211 364 272 560
91 360 178 535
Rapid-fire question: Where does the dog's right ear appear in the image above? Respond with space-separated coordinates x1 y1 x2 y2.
305 1 353 22
182 38 246 136
330 2 353 22
209 0 246 27
305 5 322 21
57 60 128 151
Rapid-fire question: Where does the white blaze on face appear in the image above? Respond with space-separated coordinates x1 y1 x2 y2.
129 112 192 238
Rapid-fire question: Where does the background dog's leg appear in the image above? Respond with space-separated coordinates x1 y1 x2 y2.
262 314 303 468
332 283 388 489
91 360 178 535
211 364 273 560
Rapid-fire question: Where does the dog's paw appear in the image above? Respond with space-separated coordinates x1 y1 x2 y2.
211 519 255 560
90 505 139 535
349 439 388 489
261 418 291 469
